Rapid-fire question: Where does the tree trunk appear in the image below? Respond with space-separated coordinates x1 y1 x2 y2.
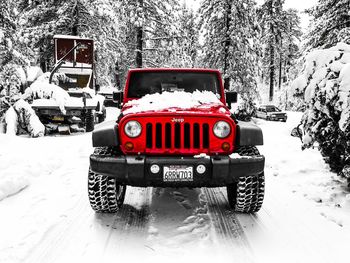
72 0 79 36
268 0 274 102
115 60 121 88
136 27 143 68
269 42 274 102
223 0 232 90
278 55 282 90
135 0 143 68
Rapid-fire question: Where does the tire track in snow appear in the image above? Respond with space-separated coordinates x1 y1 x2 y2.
203 187 252 249
25 187 152 263
100 187 152 257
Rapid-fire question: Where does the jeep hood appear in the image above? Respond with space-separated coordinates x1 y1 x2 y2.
121 91 230 116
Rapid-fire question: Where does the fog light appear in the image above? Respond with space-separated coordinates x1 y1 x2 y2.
222 142 230 151
196 164 206 174
124 142 134 151
150 164 160 174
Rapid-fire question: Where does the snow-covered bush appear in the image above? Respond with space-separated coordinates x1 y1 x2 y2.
292 43 350 175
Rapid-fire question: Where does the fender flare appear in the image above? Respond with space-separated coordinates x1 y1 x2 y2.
235 121 263 146
92 120 119 147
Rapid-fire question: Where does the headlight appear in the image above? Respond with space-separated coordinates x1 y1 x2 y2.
271 114 276 117
124 120 142 138
213 121 231 138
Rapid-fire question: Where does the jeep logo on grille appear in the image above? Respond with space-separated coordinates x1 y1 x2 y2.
171 118 184 123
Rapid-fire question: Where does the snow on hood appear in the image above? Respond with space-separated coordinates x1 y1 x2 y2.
123 91 225 115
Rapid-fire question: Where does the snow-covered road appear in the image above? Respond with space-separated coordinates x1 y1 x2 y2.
0 109 349 263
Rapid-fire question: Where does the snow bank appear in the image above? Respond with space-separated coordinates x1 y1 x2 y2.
123 91 222 114
0 172 29 201
26 66 43 83
0 132 92 202
5 107 18 135
13 99 45 137
291 42 350 174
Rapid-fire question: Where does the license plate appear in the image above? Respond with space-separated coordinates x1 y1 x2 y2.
52 116 64 121
163 165 193 182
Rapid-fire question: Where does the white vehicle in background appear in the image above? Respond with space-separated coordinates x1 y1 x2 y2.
256 105 287 122
98 86 118 106
28 35 105 133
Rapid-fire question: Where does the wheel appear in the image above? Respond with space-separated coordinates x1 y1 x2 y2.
85 109 95 132
98 107 106 123
88 148 126 212
227 146 265 213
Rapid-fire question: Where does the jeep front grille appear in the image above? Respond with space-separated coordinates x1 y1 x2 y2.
146 122 210 150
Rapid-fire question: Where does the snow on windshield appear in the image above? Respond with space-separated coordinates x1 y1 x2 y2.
123 90 223 114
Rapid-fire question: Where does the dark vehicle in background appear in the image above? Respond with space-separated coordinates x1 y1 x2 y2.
256 105 287 122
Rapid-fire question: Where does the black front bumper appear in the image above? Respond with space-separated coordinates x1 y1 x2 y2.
90 154 265 187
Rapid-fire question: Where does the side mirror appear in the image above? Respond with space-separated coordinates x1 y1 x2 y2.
113 91 123 108
95 84 100 92
226 91 237 109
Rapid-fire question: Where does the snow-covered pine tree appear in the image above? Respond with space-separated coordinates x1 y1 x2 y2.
305 0 350 50
278 9 302 88
0 0 27 98
257 0 284 102
16 0 124 86
166 3 199 68
198 0 259 102
119 0 180 69
291 43 350 177
0 0 16 68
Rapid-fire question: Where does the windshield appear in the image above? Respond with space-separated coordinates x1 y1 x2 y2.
58 73 91 90
266 106 280 112
127 71 221 98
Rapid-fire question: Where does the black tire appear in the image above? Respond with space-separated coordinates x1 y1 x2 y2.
98 108 106 123
227 146 265 213
85 109 95 132
88 148 126 213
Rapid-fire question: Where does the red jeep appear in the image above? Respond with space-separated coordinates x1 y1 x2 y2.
89 68 265 213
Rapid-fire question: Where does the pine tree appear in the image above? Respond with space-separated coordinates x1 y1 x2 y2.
258 1 302 102
305 0 350 49
0 0 18 67
198 0 259 100
16 0 124 86
166 3 199 67
258 0 284 102
119 0 180 69
278 8 302 87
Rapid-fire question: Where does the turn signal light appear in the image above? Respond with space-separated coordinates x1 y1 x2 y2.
124 142 134 151
222 142 230 151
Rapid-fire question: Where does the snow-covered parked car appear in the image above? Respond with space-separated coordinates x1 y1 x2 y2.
98 86 118 106
88 68 265 214
27 35 105 133
256 105 287 122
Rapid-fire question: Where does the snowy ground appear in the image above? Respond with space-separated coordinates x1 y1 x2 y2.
0 108 349 263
